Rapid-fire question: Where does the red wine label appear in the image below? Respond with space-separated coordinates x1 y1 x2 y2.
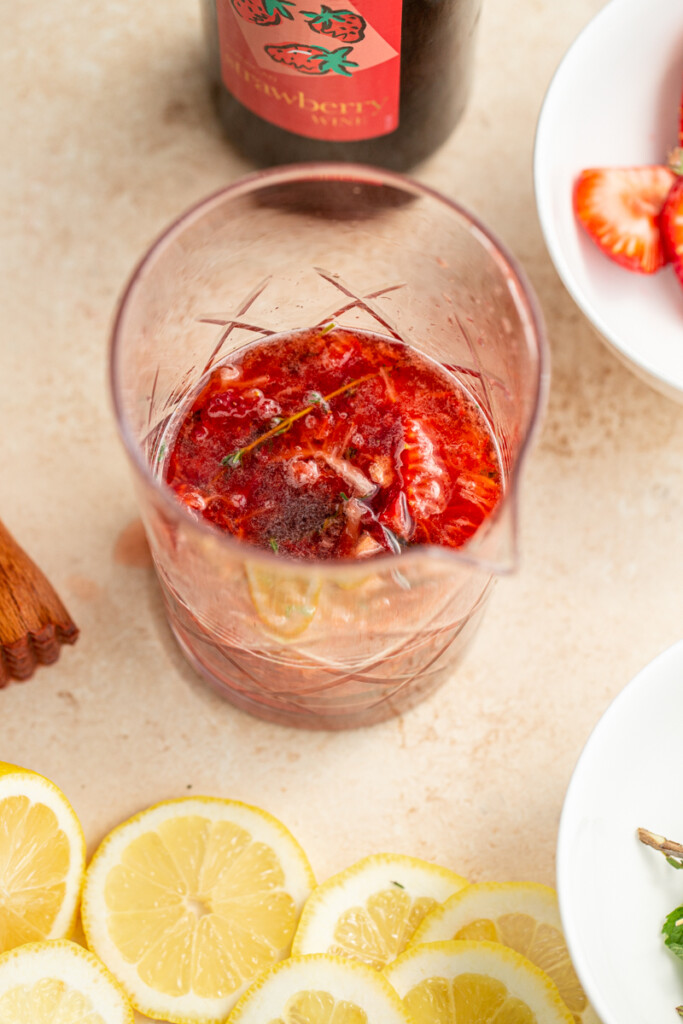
215 0 402 141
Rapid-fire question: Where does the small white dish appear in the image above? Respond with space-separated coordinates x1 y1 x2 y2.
557 639 683 1024
534 0 683 402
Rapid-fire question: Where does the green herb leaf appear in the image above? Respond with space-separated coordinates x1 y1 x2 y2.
269 538 279 553
663 905 683 960
305 390 331 413
391 880 405 889
339 492 349 502
666 857 683 870
677 1007 683 1018
221 450 243 468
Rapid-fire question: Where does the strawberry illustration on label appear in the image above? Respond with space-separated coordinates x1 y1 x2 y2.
231 0 295 26
300 5 366 44
264 42 358 75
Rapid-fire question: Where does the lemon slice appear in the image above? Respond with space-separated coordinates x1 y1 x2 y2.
228 953 412 1024
292 854 468 970
246 565 322 639
384 940 575 1024
0 761 86 953
411 883 597 1024
81 797 315 1023
0 939 133 1024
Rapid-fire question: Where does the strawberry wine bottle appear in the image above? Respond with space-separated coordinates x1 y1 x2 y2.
202 0 482 169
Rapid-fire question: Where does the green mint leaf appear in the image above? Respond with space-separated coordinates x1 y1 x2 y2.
222 450 243 468
305 390 330 413
666 857 683 870
663 906 683 960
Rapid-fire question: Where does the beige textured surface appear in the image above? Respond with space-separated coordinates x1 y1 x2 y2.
2 1 683 1017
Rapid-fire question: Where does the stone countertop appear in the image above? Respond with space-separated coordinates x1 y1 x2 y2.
2 0 683 1016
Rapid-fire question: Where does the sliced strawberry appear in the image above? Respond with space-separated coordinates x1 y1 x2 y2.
401 418 447 519
574 166 674 273
379 489 413 540
661 165 683 289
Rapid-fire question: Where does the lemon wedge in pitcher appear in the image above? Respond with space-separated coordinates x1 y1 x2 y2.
246 565 322 639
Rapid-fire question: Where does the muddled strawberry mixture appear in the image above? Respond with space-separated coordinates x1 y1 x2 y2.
163 327 502 560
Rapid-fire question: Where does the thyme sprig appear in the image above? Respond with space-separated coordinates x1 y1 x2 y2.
221 370 380 468
638 828 683 868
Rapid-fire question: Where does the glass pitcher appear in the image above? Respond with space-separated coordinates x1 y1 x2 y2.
110 164 547 729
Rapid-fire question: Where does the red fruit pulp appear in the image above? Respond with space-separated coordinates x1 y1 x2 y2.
163 327 502 560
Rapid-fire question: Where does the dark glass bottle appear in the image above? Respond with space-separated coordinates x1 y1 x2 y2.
202 0 482 171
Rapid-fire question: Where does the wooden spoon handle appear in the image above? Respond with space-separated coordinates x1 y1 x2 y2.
0 517 78 686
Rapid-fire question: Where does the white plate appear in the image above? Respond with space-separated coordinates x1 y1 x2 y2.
534 0 683 402
557 639 683 1024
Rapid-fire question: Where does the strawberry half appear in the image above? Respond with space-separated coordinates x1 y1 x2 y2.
661 151 683 289
573 166 674 273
